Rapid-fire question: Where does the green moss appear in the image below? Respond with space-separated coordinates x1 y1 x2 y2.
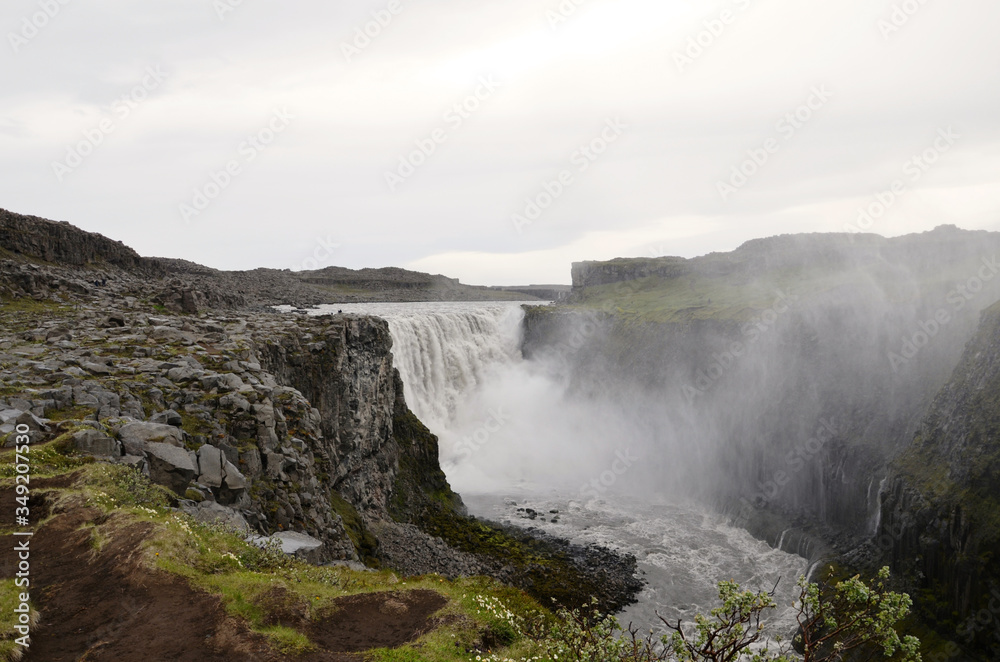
180 412 214 437
46 405 97 422
329 491 379 566
389 407 464 522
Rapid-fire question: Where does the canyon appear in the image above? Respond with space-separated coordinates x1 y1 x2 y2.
3 209 1000 660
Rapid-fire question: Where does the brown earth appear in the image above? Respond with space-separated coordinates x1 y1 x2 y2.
0 476 447 661
309 590 448 653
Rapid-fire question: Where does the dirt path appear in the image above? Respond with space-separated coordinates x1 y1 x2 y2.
0 478 446 661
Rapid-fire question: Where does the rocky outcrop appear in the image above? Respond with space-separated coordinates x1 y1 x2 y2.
871 300 1000 659
252 316 400 515
0 208 149 270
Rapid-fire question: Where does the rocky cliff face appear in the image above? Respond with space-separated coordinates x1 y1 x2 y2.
251 316 400 516
873 301 1000 659
0 208 150 270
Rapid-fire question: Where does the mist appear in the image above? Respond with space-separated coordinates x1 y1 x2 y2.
333 230 1000 543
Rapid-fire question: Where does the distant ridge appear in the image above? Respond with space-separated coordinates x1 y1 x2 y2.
0 208 543 306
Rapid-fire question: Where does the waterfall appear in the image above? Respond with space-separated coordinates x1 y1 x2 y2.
306 302 526 433
869 476 888 534
310 301 655 494
383 305 525 430
301 301 811 636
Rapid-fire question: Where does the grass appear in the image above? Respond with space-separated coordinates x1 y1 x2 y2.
0 298 70 334
565 251 1000 325
0 438 92 480
0 441 561 660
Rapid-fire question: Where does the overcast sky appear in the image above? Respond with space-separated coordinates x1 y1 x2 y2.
2 0 999 285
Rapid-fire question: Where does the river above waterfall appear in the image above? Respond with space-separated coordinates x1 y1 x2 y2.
299 301 811 636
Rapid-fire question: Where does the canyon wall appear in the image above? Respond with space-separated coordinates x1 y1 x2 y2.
525 227 1000 551
874 300 1000 658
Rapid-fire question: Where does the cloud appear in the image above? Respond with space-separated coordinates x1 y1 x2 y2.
2 0 999 282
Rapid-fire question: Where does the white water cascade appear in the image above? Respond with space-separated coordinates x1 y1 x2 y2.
306 301 810 636
377 302 524 431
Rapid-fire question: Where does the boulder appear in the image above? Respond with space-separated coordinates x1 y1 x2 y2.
0 409 23 425
81 361 112 376
149 326 195 343
103 313 126 328
72 429 120 457
222 460 247 490
196 445 225 488
166 366 199 382
150 409 183 427
119 422 185 454
117 454 147 474
217 460 248 506
144 442 197 494
15 410 49 432
217 373 246 393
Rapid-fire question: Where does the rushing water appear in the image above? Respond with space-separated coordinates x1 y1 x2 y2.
305 301 810 636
